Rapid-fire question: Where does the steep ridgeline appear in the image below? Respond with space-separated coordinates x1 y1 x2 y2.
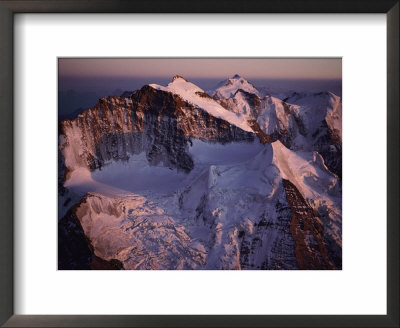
211 76 342 177
59 80 255 180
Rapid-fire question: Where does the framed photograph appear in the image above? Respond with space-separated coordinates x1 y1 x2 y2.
0 1 398 327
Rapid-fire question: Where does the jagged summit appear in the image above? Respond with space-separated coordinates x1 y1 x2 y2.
232 74 241 79
172 75 188 82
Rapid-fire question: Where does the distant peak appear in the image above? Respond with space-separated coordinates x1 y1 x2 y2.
172 75 188 82
232 74 241 79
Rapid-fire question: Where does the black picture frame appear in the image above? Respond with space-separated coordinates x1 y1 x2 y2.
0 1 398 327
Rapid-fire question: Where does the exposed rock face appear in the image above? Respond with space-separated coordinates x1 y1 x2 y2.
283 179 334 270
59 85 254 179
247 120 275 144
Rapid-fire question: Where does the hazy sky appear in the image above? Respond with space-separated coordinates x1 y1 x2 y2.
59 58 341 80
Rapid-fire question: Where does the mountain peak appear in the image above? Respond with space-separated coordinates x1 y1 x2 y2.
148 77 253 133
212 75 260 100
172 75 188 82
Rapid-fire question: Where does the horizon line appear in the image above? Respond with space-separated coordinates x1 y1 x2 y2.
59 75 342 81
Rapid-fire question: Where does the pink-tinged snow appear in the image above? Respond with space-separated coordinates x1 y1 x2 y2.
75 193 206 269
149 77 253 132
59 129 90 172
212 75 260 99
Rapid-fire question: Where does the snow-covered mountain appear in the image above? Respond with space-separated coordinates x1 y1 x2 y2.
58 75 342 270
211 74 261 100
211 77 342 177
150 75 253 132
59 81 254 179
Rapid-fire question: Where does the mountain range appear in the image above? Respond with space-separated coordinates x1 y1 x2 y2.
58 74 342 270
